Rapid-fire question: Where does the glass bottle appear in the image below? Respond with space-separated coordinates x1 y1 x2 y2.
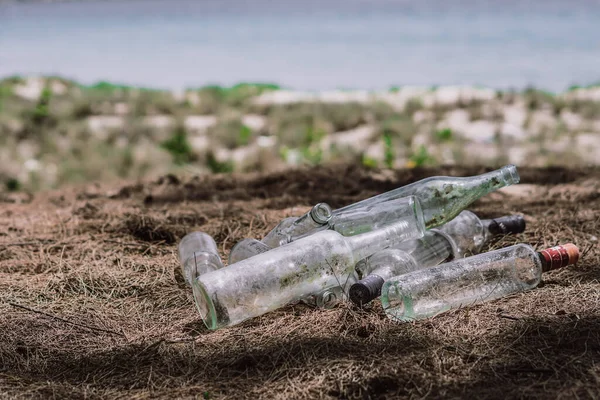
381 243 579 322
178 232 224 286
336 165 520 229
437 211 526 258
229 196 425 264
193 218 426 330
229 238 272 265
349 212 526 305
240 165 519 257
261 203 333 248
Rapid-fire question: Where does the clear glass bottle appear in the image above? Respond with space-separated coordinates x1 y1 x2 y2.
193 218 426 330
437 211 526 258
261 203 333 248
336 165 520 229
381 243 579 322
178 232 224 286
228 238 272 265
350 230 456 306
228 196 426 308
349 212 526 305
289 195 425 245
229 196 425 264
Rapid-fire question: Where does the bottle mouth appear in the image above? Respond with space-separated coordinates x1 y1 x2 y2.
182 253 222 285
191 278 218 330
381 284 418 322
500 164 520 185
381 284 405 315
317 290 339 309
310 202 333 224
430 228 461 260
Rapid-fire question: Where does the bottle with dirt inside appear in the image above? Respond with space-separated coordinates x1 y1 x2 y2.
193 217 427 330
336 165 520 229
248 165 520 255
381 243 579 322
229 196 425 264
349 212 526 305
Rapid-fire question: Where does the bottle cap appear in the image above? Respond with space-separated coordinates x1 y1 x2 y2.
488 215 526 235
539 243 579 272
349 275 385 306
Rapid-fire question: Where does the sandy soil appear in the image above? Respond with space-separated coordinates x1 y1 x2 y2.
0 165 599 399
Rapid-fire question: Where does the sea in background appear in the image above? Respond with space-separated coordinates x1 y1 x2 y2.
1 0 599 92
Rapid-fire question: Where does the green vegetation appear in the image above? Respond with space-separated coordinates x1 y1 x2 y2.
32 86 52 123
435 128 453 142
5 178 20 192
1 76 598 192
206 151 234 173
383 132 394 168
161 127 195 165
409 145 434 168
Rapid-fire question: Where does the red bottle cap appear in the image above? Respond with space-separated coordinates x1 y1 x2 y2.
539 243 579 272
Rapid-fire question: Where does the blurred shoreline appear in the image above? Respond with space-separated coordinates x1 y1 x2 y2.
1 75 599 194
3 0 600 92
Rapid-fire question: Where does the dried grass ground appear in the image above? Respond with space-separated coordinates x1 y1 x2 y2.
0 165 599 399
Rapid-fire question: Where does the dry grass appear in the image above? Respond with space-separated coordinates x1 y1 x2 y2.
0 165 599 399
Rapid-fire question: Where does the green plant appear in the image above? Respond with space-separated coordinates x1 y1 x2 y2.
0 85 12 112
161 127 194 165
361 154 378 169
301 145 323 165
409 145 434 167
206 151 234 173
5 178 20 192
238 125 252 146
305 126 326 145
32 86 52 124
383 132 394 168
210 118 253 149
435 128 453 142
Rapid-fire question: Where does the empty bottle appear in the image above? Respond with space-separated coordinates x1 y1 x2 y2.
261 203 333 248
437 211 526 258
178 232 224 286
229 238 272 265
229 196 425 264
193 218 426 330
252 166 519 254
381 243 579 322
336 165 520 229
349 212 526 305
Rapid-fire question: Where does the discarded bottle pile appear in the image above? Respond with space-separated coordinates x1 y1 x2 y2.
178 165 580 330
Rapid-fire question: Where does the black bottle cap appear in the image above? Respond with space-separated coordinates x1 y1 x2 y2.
349 275 385 306
487 215 526 235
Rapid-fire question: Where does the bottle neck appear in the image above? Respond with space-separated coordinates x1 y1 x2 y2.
403 230 455 267
482 215 526 236
346 220 421 262
537 244 579 273
422 166 520 228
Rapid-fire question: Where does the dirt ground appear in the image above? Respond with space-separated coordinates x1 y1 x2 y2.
0 165 599 399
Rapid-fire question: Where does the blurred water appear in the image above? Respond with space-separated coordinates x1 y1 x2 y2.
1 0 599 91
